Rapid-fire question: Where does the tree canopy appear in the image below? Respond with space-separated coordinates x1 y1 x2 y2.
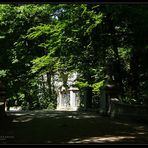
1 4 148 110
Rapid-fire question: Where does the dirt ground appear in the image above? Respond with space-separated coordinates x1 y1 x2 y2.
1 110 148 144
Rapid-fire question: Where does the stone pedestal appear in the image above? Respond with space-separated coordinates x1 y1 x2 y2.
57 86 80 111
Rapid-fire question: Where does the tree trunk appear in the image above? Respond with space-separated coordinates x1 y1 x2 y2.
85 86 92 109
130 50 140 101
41 75 46 98
83 70 93 110
46 72 52 98
107 13 124 98
0 81 6 117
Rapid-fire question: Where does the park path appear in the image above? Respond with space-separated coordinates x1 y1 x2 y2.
1 110 148 144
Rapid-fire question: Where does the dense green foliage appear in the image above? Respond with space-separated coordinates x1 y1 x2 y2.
0 4 148 110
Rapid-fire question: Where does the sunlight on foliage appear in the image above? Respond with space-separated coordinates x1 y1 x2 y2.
75 81 90 88
91 80 105 94
0 69 7 78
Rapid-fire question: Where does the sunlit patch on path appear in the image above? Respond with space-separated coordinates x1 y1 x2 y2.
68 136 135 143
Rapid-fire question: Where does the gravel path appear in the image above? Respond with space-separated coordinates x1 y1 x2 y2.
1 110 148 144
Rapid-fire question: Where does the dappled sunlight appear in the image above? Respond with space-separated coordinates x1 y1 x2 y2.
113 121 130 126
66 114 99 119
68 136 136 144
137 132 145 135
134 126 145 130
8 110 100 120
9 113 31 116
12 115 33 123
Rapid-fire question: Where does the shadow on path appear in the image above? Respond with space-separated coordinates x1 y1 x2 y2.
1 110 148 144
